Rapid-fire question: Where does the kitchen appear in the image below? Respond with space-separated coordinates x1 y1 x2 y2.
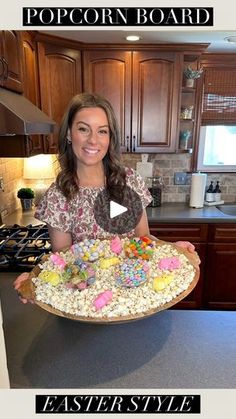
0 29 236 390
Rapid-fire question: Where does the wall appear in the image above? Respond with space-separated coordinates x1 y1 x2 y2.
122 153 236 203
0 158 24 219
1 153 236 219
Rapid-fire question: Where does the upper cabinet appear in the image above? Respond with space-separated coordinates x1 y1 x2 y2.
83 50 131 152
22 31 45 156
132 51 181 153
83 49 181 153
37 42 82 153
0 30 24 93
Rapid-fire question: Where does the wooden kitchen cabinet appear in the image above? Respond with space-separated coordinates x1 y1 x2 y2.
204 224 236 310
0 30 24 93
37 42 82 153
149 223 208 308
83 49 181 153
22 32 45 156
83 50 131 152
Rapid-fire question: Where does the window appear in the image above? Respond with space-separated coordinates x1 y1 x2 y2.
197 125 236 172
197 67 236 172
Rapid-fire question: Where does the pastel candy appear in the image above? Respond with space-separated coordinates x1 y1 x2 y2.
93 290 113 310
71 240 105 262
158 256 181 270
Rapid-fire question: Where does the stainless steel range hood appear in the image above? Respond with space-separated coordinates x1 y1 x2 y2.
0 88 55 135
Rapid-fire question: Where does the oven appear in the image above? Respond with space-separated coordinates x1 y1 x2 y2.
0 221 51 271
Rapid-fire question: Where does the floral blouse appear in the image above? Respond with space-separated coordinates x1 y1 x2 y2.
35 167 152 243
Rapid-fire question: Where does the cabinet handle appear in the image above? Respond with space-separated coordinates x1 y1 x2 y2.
1 57 8 80
126 135 130 152
0 57 4 80
26 136 33 156
44 135 50 153
132 135 136 152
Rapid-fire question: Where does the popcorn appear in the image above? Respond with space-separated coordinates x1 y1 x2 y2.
32 239 196 319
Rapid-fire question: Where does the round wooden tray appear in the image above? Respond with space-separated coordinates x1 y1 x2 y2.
18 241 200 324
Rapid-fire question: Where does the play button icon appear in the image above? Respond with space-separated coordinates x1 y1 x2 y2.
93 185 143 234
110 201 127 218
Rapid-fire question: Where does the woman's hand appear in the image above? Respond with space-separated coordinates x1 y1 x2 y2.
13 272 34 304
175 241 200 266
175 241 195 253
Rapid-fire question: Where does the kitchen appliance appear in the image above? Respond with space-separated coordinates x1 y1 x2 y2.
0 223 51 271
189 172 207 208
0 87 55 136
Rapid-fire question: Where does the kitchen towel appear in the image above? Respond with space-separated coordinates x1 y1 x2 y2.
189 173 207 208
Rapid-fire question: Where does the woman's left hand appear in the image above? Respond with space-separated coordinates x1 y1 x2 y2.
175 241 200 265
175 241 195 253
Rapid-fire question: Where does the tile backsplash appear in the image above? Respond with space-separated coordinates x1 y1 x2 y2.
1 154 236 218
0 158 24 218
122 153 236 203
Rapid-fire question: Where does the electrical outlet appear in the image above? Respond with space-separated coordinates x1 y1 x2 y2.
174 172 187 185
0 176 4 191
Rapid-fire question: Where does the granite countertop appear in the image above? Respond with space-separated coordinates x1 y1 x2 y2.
1 272 236 389
147 202 236 223
2 203 236 227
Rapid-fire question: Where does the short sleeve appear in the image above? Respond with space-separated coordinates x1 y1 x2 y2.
125 167 153 208
34 183 72 233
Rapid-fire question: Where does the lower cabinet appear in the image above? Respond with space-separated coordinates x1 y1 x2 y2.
149 223 207 309
149 222 236 310
203 224 236 310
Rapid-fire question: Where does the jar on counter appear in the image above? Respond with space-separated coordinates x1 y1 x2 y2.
146 177 164 207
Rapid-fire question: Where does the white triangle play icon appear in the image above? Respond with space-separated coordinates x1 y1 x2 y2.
110 200 127 219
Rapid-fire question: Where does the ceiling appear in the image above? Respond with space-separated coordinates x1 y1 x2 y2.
40 30 236 53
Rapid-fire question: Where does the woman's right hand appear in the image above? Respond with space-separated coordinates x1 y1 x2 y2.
13 272 34 304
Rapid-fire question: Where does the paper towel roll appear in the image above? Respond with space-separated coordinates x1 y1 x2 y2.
189 173 207 208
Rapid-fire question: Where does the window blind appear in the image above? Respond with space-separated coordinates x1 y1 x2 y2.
202 67 236 124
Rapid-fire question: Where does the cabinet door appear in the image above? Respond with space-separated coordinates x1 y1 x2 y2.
0 30 23 93
175 243 205 309
149 223 207 309
204 243 236 309
83 50 132 152
132 51 181 153
38 42 82 154
22 32 44 156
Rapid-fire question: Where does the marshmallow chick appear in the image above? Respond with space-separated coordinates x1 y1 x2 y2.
158 256 181 271
110 236 123 255
38 271 62 286
93 290 113 310
152 273 174 292
50 253 67 270
99 257 120 269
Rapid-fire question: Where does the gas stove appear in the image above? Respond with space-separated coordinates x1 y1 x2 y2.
0 223 51 271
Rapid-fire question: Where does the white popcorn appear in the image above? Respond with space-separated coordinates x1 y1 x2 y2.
32 240 197 320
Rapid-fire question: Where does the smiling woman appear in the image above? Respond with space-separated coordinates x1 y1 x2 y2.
67 107 110 172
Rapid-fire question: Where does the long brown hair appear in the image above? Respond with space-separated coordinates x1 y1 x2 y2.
56 92 126 201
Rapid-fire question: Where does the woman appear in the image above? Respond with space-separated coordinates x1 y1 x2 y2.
14 92 196 297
